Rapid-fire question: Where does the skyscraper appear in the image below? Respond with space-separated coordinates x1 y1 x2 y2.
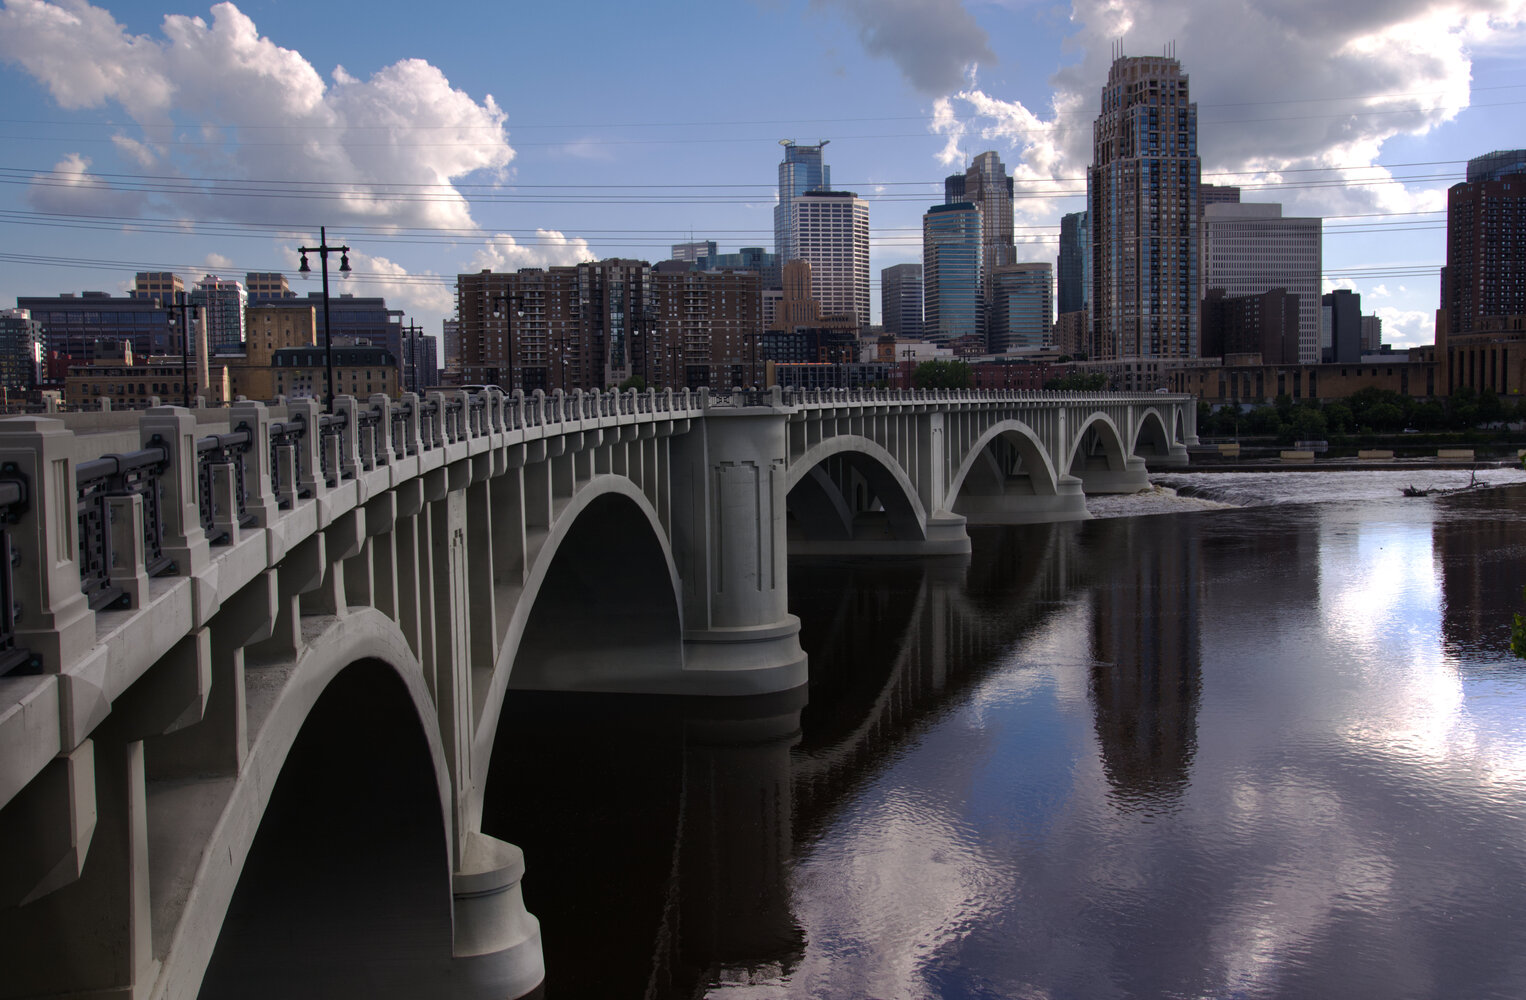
1089 52 1201 373
1199 203 1322 363
1057 211 1089 316
1441 149 1526 337
191 274 247 354
881 263 923 339
923 202 983 346
774 140 831 263
946 151 1016 299
1321 289 1362 364
989 263 1053 353
1438 150 1526 394
790 190 870 328
671 240 717 263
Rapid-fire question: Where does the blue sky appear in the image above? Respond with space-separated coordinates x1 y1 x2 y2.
1 0 1523 347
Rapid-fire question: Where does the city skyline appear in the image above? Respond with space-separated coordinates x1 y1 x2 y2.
1 0 1522 349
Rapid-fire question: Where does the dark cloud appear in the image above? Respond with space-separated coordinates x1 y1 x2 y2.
818 0 996 95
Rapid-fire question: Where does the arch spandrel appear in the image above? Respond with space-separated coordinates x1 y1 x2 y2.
471 475 685 798
1062 412 1130 478
945 419 1064 502
156 612 453 1000
784 435 932 545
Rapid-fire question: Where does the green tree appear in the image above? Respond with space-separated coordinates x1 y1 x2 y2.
1477 388 1506 426
912 360 973 390
1324 401 1354 434
1245 405 1284 436
617 375 648 392
1513 586 1526 659
1289 405 1327 441
1411 399 1447 431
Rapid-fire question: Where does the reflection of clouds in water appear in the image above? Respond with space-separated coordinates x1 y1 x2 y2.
735 604 1096 999
718 493 1526 998
1318 514 1526 787
1211 774 1397 995
762 789 1011 998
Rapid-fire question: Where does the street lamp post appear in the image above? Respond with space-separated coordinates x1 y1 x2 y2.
297 226 351 409
167 292 193 407
491 293 524 392
401 318 424 394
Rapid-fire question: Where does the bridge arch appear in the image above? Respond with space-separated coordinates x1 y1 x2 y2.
472 476 684 808
1064 412 1149 495
159 611 452 999
945 419 1090 524
784 435 929 549
1129 406 1174 462
948 419 1064 500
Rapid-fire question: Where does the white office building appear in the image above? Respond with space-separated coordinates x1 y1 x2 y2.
790 190 870 329
1200 203 1322 364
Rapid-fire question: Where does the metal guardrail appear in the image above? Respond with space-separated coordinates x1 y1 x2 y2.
269 414 308 508
0 467 33 676
196 427 255 544
75 444 172 610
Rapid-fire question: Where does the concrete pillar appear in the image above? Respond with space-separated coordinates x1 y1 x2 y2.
0 417 96 676
669 406 806 696
140 406 211 579
0 736 154 999
230 399 279 528
451 832 543 999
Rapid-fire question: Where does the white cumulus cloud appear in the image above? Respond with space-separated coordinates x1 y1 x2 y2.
929 0 1526 221
469 230 596 273
0 0 514 231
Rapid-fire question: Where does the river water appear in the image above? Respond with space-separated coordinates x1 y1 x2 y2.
486 467 1526 999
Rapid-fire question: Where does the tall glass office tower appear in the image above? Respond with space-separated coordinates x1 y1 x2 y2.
923 202 983 345
774 140 831 263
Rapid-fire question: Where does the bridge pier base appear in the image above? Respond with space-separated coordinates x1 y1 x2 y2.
1077 458 1152 495
957 474 1092 524
451 832 544 999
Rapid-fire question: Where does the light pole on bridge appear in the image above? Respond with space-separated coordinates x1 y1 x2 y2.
297 226 352 409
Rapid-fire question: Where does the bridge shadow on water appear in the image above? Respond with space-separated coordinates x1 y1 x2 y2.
481 517 1194 998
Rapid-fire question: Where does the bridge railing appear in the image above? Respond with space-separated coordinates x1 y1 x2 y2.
0 469 27 676
0 388 711 673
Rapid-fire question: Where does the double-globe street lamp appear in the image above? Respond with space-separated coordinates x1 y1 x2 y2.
165 292 196 407
401 318 425 395
297 226 351 408
491 293 524 393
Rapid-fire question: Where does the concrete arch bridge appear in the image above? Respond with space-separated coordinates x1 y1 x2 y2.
0 385 1195 998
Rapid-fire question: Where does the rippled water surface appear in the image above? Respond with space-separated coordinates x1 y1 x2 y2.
488 475 1526 999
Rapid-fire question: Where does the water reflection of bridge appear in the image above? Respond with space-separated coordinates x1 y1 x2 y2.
487 516 1209 996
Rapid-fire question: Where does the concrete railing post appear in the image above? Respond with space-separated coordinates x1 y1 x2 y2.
400 392 422 455
139 406 210 579
0 417 95 674
286 397 324 500
230 399 277 528
369 393 395 466
332 395 361 478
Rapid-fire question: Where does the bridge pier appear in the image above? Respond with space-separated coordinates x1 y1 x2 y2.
671 403 807 697
955 473 1092 524
451 832 544 1000
1076 456 1152 495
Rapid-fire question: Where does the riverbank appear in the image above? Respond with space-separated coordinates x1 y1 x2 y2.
1086 466 1526 518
